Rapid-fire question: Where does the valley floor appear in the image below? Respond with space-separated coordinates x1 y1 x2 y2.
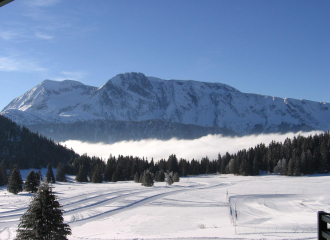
0 171 328 240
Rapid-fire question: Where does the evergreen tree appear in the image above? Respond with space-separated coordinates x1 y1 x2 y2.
23 170 40 193
0 169 3 187
166 172 174 186
103 158 114 182
56 162 67 182
154 171 159 182
36 170 43 182
7 166 23 194
139 171 144 183
46 163 55 183
9 164 23 185
75 165 88 182
173 172 180 182
111 171 117 182
168 154 180 173
293 158 301 176
280 158 288 176
15 182 71 239
134 172 140 183
92 165 103 183
287 158 294 176
158 170 165 182
306 150 314 174
141 170 154 187
0 160 8 186
252 156 260 175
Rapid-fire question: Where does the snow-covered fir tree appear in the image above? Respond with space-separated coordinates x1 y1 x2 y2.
173 172 180 182
166 172 174 186
134 172 139 183
15 182 71 239
141 170 154 187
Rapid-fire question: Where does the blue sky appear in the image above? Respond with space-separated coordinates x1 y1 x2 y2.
0 0 329 111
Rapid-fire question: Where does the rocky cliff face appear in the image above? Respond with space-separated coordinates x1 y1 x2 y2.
1 72 329 142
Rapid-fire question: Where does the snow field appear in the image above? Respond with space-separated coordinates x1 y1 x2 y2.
1 170 329 239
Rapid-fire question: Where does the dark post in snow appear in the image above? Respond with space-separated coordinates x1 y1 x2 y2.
318 211 330 240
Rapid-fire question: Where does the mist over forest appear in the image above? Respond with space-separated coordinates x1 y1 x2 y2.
61 131 322 161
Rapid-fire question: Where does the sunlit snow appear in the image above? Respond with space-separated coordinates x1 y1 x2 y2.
0 169 327 240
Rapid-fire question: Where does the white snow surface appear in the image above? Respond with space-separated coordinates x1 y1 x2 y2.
1 72 330 134
0 169 328 240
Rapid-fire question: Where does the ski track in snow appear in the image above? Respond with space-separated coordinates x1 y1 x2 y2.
0 180 229 229
1 174 328 240
67 182 231 227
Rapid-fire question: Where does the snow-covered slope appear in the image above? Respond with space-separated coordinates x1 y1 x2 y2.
2 80 98 125
1 72 330 135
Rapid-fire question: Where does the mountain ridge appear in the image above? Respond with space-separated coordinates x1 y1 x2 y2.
1 72 330 140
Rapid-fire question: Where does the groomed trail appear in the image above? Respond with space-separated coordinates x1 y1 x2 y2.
1 173 329 240
0 179 232 228
66 182 232 226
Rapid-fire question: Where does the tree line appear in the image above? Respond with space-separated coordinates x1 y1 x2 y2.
1 115 330 186
53 131 329 184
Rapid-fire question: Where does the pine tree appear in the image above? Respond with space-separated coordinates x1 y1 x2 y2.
36 170 43 182
92 165 103 183
76 165 88 182
111 171 117 182
0 169 3 187
287 158 294 176
141 170 154 187
166 172 174 186
7 166 23 194
139 171 144 183
168 154 179 173
0 160 8 186
154 172 159 182
158 170 165 182
104 158 115 182
56 162 67 182
15 182 71 239
173 172 180 182
280 158 288 175
23 170 40 193
46 163 55 183
134 172 140 183
9 164 23 185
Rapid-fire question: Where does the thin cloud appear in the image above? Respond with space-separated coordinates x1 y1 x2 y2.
60 71 87 80
52 71 88 81
0 56 47 72
0 29 26 41
61 131 323 161
35 32 54 40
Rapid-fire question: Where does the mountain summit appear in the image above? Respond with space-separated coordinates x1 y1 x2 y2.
1 72 329 142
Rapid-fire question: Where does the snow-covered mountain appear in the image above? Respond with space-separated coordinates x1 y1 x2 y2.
1 72 330 141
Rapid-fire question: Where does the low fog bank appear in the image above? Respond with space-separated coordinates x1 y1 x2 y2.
61 131 323 161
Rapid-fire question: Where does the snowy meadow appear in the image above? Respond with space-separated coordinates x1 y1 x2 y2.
0 169 328 240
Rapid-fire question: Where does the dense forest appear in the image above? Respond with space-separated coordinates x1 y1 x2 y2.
0 115 76 170
66 131 330 183
1 114 330 186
